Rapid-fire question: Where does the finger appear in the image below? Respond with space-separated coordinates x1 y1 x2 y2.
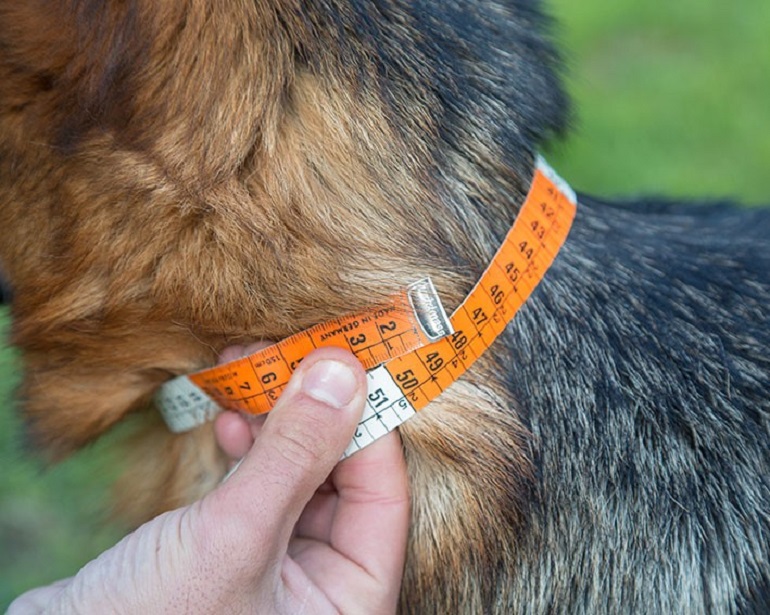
213 340 274 460
211 347 368 551
217 340 273 364
330 430 410 580
294 478 338 542
293 430 410 545
288 430 409 612
218 344 246 363
214 411 254 460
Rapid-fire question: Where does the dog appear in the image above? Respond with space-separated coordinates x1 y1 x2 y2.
2 1 769 612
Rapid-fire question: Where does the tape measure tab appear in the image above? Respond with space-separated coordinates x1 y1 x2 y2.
407 277 453 341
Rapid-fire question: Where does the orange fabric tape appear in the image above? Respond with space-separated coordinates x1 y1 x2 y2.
189 278 450 414
156 278 452 431
382 158 577 412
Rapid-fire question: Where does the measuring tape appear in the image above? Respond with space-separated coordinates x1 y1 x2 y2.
156 157 577 457
157 278 453 431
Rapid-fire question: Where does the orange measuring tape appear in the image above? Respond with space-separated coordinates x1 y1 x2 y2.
156 157 577 456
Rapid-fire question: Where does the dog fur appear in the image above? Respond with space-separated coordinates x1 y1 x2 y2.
1 1 769 612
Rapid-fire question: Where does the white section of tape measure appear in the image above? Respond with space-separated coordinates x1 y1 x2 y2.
156 376 220 433
342 365 416 458
158 362 412 455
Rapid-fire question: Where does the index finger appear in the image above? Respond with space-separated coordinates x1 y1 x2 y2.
328 430 411 582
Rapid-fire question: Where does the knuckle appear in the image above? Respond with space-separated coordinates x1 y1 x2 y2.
269 415 328 471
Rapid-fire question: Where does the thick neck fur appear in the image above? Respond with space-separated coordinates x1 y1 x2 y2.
1 1 568 611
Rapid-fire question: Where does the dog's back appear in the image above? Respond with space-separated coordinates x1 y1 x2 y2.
501 198 770 612
1 1 769 612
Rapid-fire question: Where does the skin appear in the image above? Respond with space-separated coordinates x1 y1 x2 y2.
9 347 410 614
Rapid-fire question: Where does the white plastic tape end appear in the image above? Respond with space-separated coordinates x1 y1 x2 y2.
155 376 220 433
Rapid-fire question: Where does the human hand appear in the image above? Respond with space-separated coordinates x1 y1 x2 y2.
10 347 410 614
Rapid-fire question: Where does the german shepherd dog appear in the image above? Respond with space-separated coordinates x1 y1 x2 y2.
1 1 769 612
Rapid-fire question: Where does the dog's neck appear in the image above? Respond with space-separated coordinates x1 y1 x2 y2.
2 0 570 456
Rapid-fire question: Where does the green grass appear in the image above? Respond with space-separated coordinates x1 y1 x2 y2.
1 2 769 610
547 0 770 204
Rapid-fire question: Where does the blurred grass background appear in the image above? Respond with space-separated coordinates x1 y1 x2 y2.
547 0 770 203
1 0 768 609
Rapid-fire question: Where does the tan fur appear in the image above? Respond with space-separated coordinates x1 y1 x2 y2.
1 2 533 610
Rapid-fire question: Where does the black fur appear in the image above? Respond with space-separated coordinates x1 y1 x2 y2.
495 197 770 611
362 1 770 605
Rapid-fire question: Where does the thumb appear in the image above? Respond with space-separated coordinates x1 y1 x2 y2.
8 349 369 615
212 347 368 541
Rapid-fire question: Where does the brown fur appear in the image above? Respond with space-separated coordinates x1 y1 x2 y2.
1 2 536 610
